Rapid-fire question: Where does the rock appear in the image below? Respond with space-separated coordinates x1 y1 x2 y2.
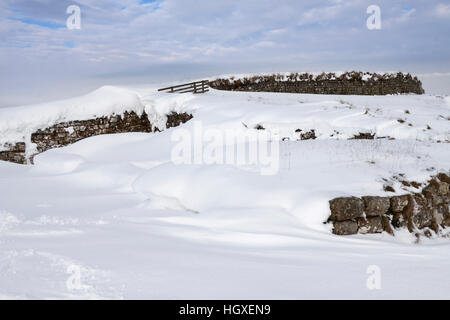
357 217 383 234
333 221 359 235
438 182 449 196
329 197 364 221
422 189 445 206
431 216 440 234
402 195 415 232
383 185 395 193
433 208 444 226
424 229 433 238
382 215 395 235
413 194 433 229
437 173 450 184
422 180 448 204
443 217 450 227
392 212 407 229
299 130 316 140
390 195 409 212
363 196 390 217
352 132 375 140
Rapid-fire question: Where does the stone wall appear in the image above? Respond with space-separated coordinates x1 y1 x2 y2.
328 173 450 239
0 111 193 165
209 72 425 95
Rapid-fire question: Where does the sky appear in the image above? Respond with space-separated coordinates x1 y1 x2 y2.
1 0 450 107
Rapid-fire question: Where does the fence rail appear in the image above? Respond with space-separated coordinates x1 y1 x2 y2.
158 80 209 94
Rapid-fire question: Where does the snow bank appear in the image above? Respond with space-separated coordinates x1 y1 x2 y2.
0 84 450 299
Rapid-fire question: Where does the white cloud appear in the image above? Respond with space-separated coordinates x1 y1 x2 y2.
434 3 450 16
1 0 450 106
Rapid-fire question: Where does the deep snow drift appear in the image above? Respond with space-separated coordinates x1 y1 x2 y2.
0 87 449 299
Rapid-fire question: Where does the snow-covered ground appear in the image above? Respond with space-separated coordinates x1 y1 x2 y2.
0 87 449 299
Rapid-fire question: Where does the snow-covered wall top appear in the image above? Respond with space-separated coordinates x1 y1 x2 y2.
0 86 199 164
0 86 198 150
209 71 425 95
0 86 145 147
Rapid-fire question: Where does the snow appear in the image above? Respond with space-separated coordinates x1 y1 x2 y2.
0 86 145 150
0 86 449 299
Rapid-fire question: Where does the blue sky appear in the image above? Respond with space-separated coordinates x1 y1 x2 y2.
1 0 450 106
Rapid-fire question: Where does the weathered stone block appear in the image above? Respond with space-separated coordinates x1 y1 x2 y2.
437 173 450 184
390 195 409 212
413 211 434 230
333 221 359 235
363 196 390 216
437 182 449 196
357 216 383 234
413 194 433 229
329 197 364 221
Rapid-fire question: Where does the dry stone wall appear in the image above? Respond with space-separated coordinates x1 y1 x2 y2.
0 111 193 165
209 72 425 95
328 173 450 238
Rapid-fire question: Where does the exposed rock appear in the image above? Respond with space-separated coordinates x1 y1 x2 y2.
329 197 364 221
413 194 433 230
437 182 449 196
357 217 383 234
444 217 450 227
431 211 441 234
390 195 409 213
382 216 395 235
333 220 359 235
352 132 375 140
421 182 446 206
392 212 407 229
363 196 390 217
424 229 433 238
403 195 416 232
297 130 316 140
166 112 194 129
437 173 450 184
410 181 422 189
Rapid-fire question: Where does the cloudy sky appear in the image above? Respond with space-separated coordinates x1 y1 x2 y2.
1 0 450 107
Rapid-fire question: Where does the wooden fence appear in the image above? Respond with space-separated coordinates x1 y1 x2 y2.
158 80 209 94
